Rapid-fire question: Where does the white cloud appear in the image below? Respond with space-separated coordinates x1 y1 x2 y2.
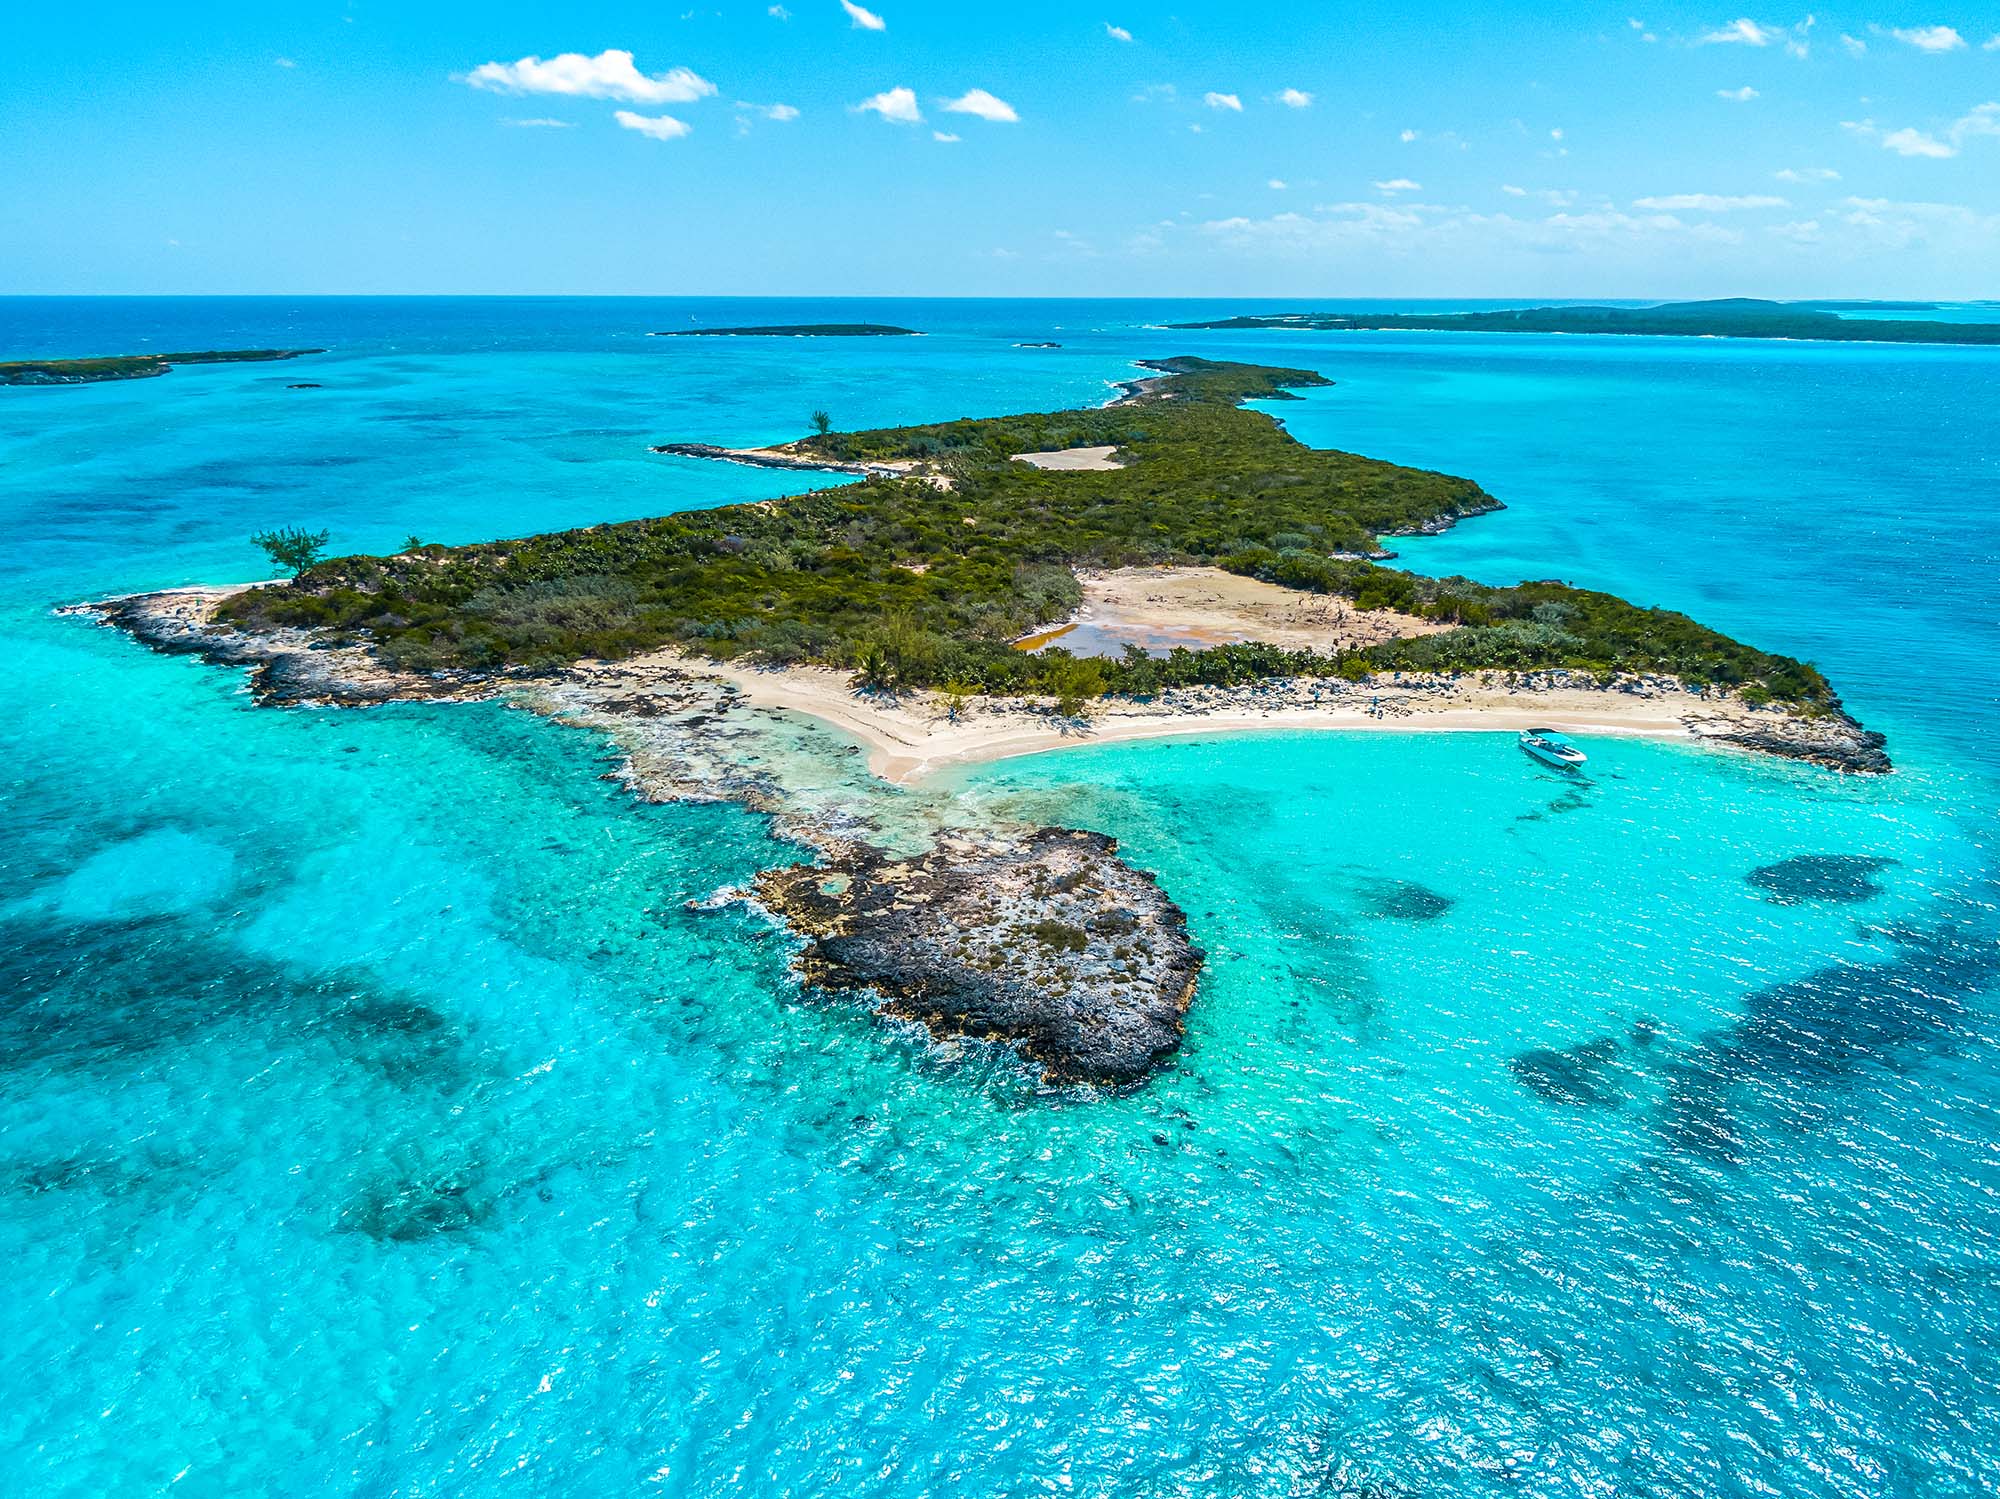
942 88 1019 122
1848 104 2000 160
1700 18 1779 45
854 85 921 123
275 57 297 69
1400 128 1418 142
1770 219 1822 242
741 102 800 122
1952 102 2000 141
506 117 575 128
769 4 791 16
1632 193 1787 210
1881 127 1956 158
933 131 960 142
1700 16 1813 56
1550 127 1564 140
1204 92 1243 111
1278 88 1313 108
1106 23 1133 42
1986 35 2000 51
1837 194 2000 252
1501 183 1528 196
1884 25 1965 53
1629 17 1659 41
615 110 692 141
841 0 887 31
1841 33 1867 55
1269 178 1288 190
1196 201 1752 261
1717 86 1760 100
464 50 716 105
1775 166 1839 181
1374 178 1422 194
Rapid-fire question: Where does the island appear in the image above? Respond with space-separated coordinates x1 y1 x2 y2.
1169 298 2000 346
0 349 324 386
650 323 921 338
78 355 1889 1086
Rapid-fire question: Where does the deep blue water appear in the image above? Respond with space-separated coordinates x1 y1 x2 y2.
2 298 1997 1497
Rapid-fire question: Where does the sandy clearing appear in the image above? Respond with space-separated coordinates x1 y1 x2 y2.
1020 566 1448 658
1010 445 1125 471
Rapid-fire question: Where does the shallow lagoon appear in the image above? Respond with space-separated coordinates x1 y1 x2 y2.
2 298 1996 1496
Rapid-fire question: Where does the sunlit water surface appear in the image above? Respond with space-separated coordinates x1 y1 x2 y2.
2 298 1996 1497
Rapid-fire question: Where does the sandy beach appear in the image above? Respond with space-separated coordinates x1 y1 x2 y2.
85 583 1890 782
600 649 1742 784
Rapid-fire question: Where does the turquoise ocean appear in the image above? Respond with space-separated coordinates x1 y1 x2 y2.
2 298 1996 1497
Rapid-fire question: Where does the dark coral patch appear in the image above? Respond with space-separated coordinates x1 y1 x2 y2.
1358 878 1456 921
1747 854 1895 906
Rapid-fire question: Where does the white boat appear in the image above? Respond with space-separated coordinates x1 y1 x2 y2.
1519 728 1587 770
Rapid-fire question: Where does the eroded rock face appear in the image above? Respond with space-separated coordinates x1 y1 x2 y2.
753 828 1204 1087
77 589 489 706
1691 706 1891 774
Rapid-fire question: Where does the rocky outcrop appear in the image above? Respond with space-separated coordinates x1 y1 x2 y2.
751 828 1203 1087
72 588 490 707
652 441 925 483
1688 704 1891 774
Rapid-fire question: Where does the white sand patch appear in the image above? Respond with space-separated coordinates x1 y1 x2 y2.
1010 445 1125 471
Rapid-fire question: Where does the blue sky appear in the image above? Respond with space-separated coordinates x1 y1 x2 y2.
2 2 1996 296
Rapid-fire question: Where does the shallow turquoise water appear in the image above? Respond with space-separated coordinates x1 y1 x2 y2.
2 299 1997 1497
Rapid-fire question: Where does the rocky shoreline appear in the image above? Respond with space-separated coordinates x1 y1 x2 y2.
72 586 1207 1087
650 441 911 481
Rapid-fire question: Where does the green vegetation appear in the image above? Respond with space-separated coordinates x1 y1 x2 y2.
252 527 332 580
1171 298 2000 346
217 355 1835 712
653 324 921 338
0 349 321 385
811 410 833 437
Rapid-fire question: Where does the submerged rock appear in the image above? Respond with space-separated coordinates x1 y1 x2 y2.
1357 877 1455 921
752 827 1203 1087
1510 1036 1630 1109
1747 854 1896 905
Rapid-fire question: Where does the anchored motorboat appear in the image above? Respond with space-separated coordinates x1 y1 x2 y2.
1519 728 1587 770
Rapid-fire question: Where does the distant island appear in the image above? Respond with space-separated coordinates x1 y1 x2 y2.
1170 298 2000 346
0 349 322 386
651 324 921 338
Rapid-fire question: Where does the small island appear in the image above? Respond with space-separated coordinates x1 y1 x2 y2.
81 354 1889 1085
1170 298 2000 346
0 349 324 386
651 323 921 338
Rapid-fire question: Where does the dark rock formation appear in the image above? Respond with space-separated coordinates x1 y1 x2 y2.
1696 706 1891 774
752 827 1204 1086
73 589 489 707
1358 877 1455 921
1510 1036 1631 1109
1747 854 1896 905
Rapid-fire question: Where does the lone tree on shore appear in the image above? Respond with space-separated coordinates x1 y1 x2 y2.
811 410 832 437
251 526 330 579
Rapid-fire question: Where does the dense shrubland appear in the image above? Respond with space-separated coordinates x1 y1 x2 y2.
222 357 1833 712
